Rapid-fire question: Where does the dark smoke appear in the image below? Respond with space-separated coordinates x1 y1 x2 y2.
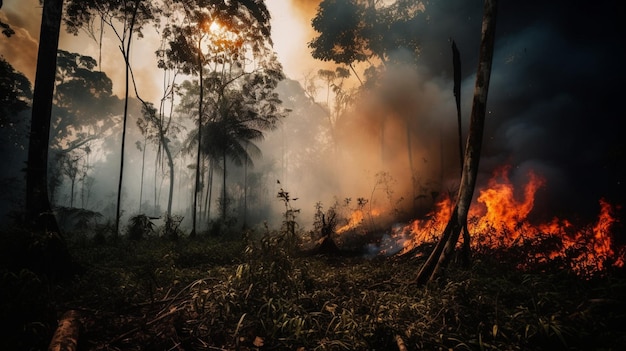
283 0 625 222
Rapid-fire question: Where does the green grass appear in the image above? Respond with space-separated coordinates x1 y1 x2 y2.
2 229 625 350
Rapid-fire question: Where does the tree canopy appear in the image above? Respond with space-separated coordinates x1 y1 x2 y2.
309 0 426 68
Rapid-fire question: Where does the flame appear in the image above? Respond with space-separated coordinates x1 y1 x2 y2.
391 166 622 277
336 209 365 234
336 208 383 234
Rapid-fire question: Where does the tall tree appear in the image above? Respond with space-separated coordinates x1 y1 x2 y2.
162 0 277 234
0 58 32 220
415 0 498 285
26 0 64 231
51 50 118 154
23 0 77 281
136 100 182 217
309 0 426 175
65 0 159 235
309 0 425 81
0 58 32 121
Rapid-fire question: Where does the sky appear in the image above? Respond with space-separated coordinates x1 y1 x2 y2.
1 0 625 227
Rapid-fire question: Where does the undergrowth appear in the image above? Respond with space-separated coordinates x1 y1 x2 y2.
1 228 625 350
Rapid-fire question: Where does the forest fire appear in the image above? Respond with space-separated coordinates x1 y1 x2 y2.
388 166 623 276
336 208 382 234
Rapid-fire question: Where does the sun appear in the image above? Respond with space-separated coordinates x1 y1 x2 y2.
208 21 223 35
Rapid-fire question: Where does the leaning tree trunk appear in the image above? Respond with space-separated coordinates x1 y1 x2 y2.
415 0 498 286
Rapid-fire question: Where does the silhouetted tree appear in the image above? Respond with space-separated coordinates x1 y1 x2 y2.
162 0 271 236
136 102 182 217
0 57 31 122
24 0 77 280
162 0 279 234
0 58 31 220
415 0 498 285
26 0 64 232
309 0 424 81
65 0 160 235
51 50 119 154
309 0 426 178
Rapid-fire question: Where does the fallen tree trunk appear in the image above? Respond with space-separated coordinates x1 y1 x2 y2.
48 310 81 351
395 334 408 351
415 0 498 286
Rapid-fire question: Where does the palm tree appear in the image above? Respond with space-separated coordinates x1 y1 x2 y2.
201 112 263 222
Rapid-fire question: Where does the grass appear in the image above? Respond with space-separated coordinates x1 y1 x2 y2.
1 228 625 350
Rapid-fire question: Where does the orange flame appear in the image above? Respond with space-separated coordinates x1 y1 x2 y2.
336 209 365 234
394 166 622 277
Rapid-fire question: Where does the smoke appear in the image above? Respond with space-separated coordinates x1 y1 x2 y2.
1 0 623 231
0 6 39 82
268 0 625 226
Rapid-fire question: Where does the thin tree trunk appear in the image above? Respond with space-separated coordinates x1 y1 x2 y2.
452 40 463 173
222 152 227 222
415 0 498 285
139 137 146 212
70 179 75 207
115 0 140 236
243 142 248 229
206 161 213 227
26 0 64 232
191 41 204 237
163 138 174 216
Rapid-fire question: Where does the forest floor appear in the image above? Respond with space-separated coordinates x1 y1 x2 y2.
2 229 626 350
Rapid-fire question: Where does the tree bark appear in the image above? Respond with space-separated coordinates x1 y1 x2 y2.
415 0 498 285
26 0 64 231
48 310 81 351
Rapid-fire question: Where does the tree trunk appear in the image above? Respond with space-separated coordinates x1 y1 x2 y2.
452 40 463 173
206 161 213 227
115 0 140 236
191 41 204 238
415 0 498 285
222 151 227 222
139 137 147 212
163 138 174 216
26 0 64 232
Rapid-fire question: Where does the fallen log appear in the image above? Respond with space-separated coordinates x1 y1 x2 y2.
48 310 81 351
395 334 408 351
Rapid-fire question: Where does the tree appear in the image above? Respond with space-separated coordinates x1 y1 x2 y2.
65 0 159 235
309 0 425 81
309 0 426 184
0 57 32 122
161 0 278 234
24 0 77 281
51 50 118 153
136 101 182 217
0 1 15 37
26 0 65 231
46 50 120 209
415 0 498 285
0 58 32 220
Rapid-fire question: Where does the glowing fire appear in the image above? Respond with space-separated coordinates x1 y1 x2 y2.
392 166 622 276
336 208 382 234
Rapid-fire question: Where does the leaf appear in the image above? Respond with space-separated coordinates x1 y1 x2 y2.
253 336 264 347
